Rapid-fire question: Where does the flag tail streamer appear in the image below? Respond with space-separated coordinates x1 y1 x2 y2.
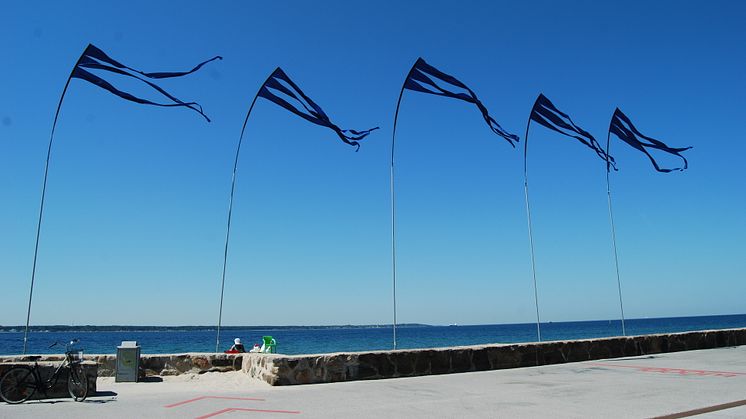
529 94 615 168
609 108 691 172
24 44 219 353
82 44 221 79
73 44 222 122
403 58 519 146
256 68 378 150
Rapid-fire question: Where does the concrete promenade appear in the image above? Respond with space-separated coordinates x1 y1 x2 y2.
1 346 745 418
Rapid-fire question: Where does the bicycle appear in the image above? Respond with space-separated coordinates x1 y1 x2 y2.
0 339 89 404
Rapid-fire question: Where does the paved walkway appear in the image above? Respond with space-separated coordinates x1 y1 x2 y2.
2 346 745 418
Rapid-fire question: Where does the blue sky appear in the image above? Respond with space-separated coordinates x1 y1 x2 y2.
1 0 744 327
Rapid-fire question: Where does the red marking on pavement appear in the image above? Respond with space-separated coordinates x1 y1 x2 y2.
589 363 746 378
164 395 265 408
195 407 301 418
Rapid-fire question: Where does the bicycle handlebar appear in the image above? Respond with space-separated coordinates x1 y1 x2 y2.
47 339 81 350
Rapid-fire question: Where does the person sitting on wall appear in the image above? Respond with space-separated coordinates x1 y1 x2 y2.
228 338 246 353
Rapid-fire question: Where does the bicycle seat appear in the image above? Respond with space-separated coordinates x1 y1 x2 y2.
25 356 42 361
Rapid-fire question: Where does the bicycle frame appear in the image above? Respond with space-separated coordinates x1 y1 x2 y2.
25 356 73 395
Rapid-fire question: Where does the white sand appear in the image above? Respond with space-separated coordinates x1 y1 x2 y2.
96 371 269 395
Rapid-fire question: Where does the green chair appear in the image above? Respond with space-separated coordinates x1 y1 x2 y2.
262 336 277 353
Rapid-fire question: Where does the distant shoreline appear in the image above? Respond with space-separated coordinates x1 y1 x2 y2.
2 313 745 333
0 324 432 333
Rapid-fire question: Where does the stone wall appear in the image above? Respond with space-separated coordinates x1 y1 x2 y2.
240 328 746 386
2 328 744 388
0 353 242 379
90 353 243 378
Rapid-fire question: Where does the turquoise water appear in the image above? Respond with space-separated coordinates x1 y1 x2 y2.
2 314 745 356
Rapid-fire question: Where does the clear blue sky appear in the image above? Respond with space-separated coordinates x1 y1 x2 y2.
1 0 744 326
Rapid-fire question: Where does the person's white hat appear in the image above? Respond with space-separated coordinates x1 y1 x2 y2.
234 338 242 345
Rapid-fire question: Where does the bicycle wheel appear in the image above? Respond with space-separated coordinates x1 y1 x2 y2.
0 366 36 404
67 364 88 402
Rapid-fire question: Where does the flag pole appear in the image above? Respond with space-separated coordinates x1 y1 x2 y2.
389 63 417 350
389 84 405 351
215 73 274 353
23 54 83 354
522 110 542 342
605 129 626 336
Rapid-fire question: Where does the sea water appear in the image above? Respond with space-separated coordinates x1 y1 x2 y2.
1 314 745 356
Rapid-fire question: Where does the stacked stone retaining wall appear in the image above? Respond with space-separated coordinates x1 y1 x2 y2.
241 328 746 385
0 353 242 379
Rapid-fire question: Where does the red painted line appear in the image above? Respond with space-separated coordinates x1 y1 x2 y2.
164 395 265 408
165 396 208 408
589 363 746 378
195 407 301 418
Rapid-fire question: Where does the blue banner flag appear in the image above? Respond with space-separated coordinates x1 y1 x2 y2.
71 44 222 122
529 94 615 168
609 109 691 172
403 58 519 146
257 67 379 150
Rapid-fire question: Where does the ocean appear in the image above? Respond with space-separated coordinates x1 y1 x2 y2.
2 314 745 356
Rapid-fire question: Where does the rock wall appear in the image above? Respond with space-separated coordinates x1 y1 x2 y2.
240 328 746 385
3 328 744 388
0 353 242 379
91 353 243 377
242 352 279 385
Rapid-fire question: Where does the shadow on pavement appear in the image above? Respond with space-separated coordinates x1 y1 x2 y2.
93 391 118 396
32 393 118 405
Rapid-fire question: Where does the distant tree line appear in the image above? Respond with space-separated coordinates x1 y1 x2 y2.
0 324 431 332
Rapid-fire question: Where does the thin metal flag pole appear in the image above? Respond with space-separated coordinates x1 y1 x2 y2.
522 117 542 342
23 57 82 355
389 153 398 351
215 80 267 353
388 63 417 350
389 85 406 351
605 130 627 336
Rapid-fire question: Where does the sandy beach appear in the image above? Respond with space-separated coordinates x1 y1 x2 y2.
96 371 269 395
